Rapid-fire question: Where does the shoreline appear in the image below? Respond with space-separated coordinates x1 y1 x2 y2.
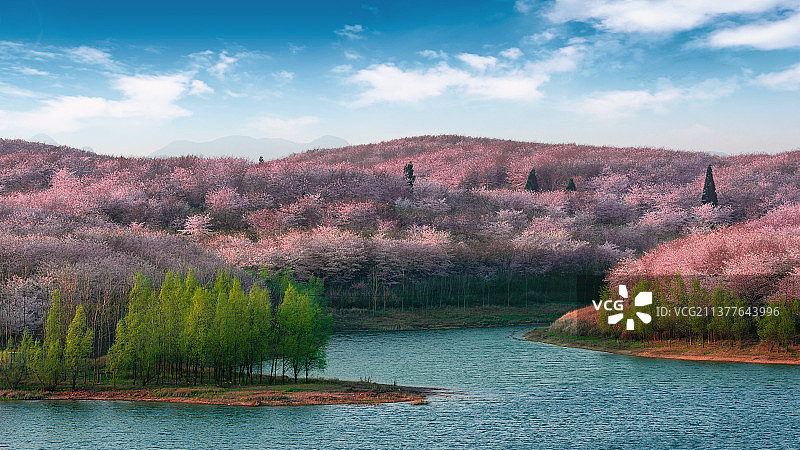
525 328 800 365
331 304 574 332
0 380 435 407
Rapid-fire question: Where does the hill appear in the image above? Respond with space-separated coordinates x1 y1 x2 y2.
1 135 800 337
151 135 348 161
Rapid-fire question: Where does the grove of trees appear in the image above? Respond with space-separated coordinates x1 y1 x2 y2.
0 269 332 390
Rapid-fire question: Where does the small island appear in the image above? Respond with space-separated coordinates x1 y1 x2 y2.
0 379 430 407
0 270 433 407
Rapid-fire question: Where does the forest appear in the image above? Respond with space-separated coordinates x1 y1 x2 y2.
0 269 331 389
2 135 800 351
549 201 800 347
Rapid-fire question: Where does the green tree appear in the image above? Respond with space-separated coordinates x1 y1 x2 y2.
403 161 415 188
524 168 540 192
65 305 94 390
701 164 718 206
246 283 273 383
687 280 708 346
565 177 576 192
278 284 331 382
0 336 25 389
106 317 131 388
27 291 66 390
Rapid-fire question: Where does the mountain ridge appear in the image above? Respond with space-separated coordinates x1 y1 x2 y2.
150 135 349 161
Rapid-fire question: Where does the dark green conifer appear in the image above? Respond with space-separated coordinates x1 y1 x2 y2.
403 162 415 188
701 164 718 206
524 169 540 192
565 177 576 192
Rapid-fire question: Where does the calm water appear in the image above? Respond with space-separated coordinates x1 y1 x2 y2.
3 326 800 448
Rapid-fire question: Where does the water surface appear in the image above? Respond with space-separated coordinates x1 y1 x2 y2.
3 327 799 448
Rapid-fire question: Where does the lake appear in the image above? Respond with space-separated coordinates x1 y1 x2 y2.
3 326 800 448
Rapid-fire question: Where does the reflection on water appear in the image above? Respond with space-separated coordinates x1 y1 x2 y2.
3 327 800 449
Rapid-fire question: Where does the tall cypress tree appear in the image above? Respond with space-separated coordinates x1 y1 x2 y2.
565 177 577 192
524 169 540 192
701 164 718 206
403 162 415 188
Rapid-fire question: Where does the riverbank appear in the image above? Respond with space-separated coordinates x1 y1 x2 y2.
0 379 431 407
525 327 800 365
331 303 574 332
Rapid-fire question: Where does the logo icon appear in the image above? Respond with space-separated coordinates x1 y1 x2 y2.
607 285 652 330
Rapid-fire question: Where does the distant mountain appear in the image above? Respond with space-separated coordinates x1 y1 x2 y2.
30 134 59 146
151 135 349 161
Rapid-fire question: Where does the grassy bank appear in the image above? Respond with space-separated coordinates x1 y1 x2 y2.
526 327 800 365
330 303 575 332
0 378 431 407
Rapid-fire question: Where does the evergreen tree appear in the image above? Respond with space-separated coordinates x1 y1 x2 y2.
524 168 540 192
565 177 577 192
403 162 415 188
701 164 718 206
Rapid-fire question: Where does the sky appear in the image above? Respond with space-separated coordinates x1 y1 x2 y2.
0 0 799 156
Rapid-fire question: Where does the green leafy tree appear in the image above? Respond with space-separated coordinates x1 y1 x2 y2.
27 291 66 390
0 337 25 389
65 305 94 390
106 317 132 388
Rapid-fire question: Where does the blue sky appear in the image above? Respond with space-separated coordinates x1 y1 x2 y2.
1 0 799 156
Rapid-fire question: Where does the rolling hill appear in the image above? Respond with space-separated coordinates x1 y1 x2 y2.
151 135 348 161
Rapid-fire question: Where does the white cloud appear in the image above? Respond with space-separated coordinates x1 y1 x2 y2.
17 67 49 76
348 45 584 106
548 0 789 33
288 43 306 54
757 63 800 89
1 42 115 67
335 24 366 39
272 70 295 82
523 31 556 44
418 49 448 59
362 4 380 15
331 64 353 73
500 48 523 60
526 44 583 73
224 89 246 98
708 13 800 49
209 51 238 78
0 74 194 133
457 53 498 71
579 88 684 117
349 64 466 105
0 81 39 98
188 79 214 96
250 115 319 137
0 40 56 60
67 46 116 68
344 50 362 60
515 0 537 13
577 78 737 117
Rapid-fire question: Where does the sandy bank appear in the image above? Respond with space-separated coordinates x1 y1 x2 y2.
0 381 434 407
526 328 800 365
